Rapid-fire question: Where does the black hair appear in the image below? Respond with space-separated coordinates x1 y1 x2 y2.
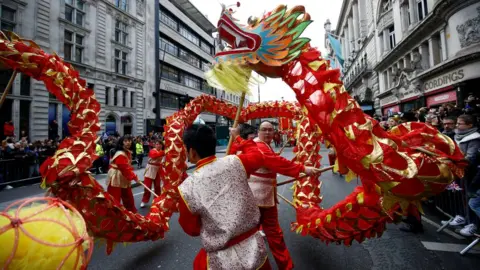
240 123 256 139
401 112 417 122
114 135 133 154
443 116 457 123
183 124 216 158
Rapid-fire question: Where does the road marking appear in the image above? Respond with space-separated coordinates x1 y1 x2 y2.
421 241 480 254
134 191 144 197
421 216 465 240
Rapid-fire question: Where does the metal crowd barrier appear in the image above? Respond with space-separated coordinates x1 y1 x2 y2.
433 185 480 255
0 158 42 188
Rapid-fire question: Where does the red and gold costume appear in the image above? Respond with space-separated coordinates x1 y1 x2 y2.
142 148 164 203
107 150 138 213
249 138 305 270
178 137 271 270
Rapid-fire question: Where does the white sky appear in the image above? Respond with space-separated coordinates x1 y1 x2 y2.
189 0 343 102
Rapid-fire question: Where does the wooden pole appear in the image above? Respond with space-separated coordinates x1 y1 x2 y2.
277 193 295 208
226 92 246 154
276 165 334 187
0 70 17 109
138 180 159 198
277 141 288 155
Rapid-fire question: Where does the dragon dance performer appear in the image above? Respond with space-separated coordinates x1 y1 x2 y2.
178 124 271 270
245 121 319 270
140 140 165 208
106 135 139 213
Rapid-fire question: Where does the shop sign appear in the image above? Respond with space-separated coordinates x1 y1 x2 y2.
426 90 457 106
383 105 400 116
424 69 464 92
423 61 480 93
379 95 397 107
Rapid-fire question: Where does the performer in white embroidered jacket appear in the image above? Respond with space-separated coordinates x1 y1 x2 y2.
177 124 272 270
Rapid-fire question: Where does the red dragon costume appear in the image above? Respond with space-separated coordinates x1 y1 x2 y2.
0 3 467 267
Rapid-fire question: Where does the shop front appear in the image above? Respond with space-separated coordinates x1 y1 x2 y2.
380 94 399 117
426 89 457 107
422 60 480 107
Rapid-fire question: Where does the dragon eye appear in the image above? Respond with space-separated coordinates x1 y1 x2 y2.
248 16 259 26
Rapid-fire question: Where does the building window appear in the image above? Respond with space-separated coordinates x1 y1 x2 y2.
388 25 396 50
105 87 110 105
160 37 178 55
202 81 213 94
161 91 179 109
65 0 85 26
159 10 178 30
200 41 212 55
130 92 134 108
115 49 128 75
160 64 179 82
179 49 200 68
20 73 30 96
417 0 428 21
64 30 84 63
181 74 201 89
122 90 127 107
114 88 118 106
201 62 210 72
0 6 15 32
115 21 128 45
115 0 128 11
179 26 199 45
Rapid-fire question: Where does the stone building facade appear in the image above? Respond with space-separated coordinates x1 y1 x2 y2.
375 0 480 115
0 0 149 140
330 0 380 115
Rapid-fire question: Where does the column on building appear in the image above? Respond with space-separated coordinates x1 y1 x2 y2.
126 90 131 108
358 0 366 37
352 2 360 51
408 0 417 29
348 17 355 53
344 25 350 59
386 68 392 89
440 29 448 61
56 103 62 139
11 76 21 139
419 43 430 70
403 54 411 70
117 88 123 107
108 87 114 106
341 32 347 61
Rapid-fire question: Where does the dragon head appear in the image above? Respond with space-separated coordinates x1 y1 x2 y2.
207 5 312 93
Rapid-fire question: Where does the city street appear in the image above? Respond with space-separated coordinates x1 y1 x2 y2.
1 147 479 269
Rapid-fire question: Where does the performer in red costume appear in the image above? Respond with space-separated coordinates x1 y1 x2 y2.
106 135 139 213
178 124 271 270
248 121 319 270
140 140 165 208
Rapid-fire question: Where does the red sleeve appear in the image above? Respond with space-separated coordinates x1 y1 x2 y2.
148 149 164 159
235 137 264 175
258 142 305 177
114 154 137 180
228 141 240 155
178 190 201 237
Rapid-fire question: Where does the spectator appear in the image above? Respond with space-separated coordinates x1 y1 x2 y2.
48 120 59 141
135 137 144 169
455 115 480 163
451 114 480 236
442 116 456 140
387 117 398 129
3 120 14 139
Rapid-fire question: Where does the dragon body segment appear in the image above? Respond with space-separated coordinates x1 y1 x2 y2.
213 5 467 245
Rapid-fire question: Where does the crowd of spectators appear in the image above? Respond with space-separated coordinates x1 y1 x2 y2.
372 96 480 237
